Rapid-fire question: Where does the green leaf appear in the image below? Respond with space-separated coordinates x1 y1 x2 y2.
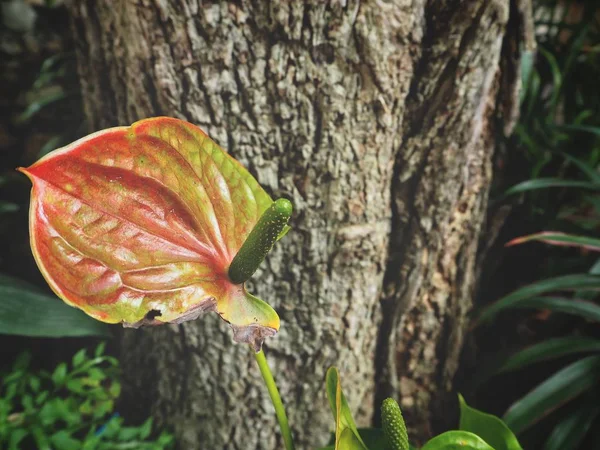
561 153 600 183
0 273 110 338
29 376 41 393
506 232 600 252
138 418 153 440
503 356 600 434
560 124 600 138
51 363 67 386
421 431 495 450
498 337 600 373
505 178 600 196
458 394 522 450
519 50 535 104
50 431 82 450
544 400 600 450
9 428 28 450
339 428 367 450
539 47 562 111
510 297 600 323
95 342 106 358
355 428 388 450
0 201 18 214
72 349 87 368
325 367 368 450
474 274 600 325
14 90 71 125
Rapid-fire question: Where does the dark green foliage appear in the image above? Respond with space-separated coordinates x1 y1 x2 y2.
0 273 109 338
319 369 521 450
476 1 600 448
0 344 173 450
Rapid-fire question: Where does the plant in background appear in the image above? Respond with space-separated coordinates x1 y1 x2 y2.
471 2 600 448
0 343 173 450
317 368 522 450
475 158 600 449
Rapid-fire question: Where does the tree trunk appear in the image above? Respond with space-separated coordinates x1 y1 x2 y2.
67 0 530 448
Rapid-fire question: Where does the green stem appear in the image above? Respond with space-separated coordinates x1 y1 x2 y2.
254 348 295 450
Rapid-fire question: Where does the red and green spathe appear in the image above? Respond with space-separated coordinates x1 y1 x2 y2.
19 117 291 351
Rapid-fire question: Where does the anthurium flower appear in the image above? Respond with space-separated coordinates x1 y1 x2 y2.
18 117 290 351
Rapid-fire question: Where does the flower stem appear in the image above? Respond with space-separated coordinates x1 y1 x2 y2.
254 348 295 450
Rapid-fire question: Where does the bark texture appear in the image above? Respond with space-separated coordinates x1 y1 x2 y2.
67 0 528 448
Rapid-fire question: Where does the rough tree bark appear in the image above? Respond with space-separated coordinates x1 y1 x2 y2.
67 1 531 448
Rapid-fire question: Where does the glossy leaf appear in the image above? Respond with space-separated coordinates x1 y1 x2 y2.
325 367 367 450
498 337 600 373
503 356 600 434
474 274 600 325
355 428 388 450
458 394 522 450
18 117 285 350
561 153 600 183
506 232 600 252
514 297 600 322
421 431 494 450
505 178 600 196
0 273 109 338
543 399 600 450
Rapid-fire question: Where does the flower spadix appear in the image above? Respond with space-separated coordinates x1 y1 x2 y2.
18 117 291 351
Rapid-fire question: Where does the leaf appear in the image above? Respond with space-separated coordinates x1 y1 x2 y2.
539 47 562 111
506 232 600 252
560 124 600 138
95 342 106 358
0 273 109 338
474 274 600 325
339 428 366 450
543 399 600 450
503 355 600 434
51 363 67 386
355 428 388 450
514 297 600 322
561 153 600 183
72 349 87 368
50 431 81 450
18 117 288 350
498 337 600 373
0 201 18 214
14 89 71 125
421 431 495 450
505 178 600 196
458 394 522 450
325 367 368 450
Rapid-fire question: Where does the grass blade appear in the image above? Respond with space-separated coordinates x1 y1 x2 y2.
498 337 600 374
474 274 600 325
544 400 600 450
506 232 600 252
505 179 600 196
503 356 600 434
